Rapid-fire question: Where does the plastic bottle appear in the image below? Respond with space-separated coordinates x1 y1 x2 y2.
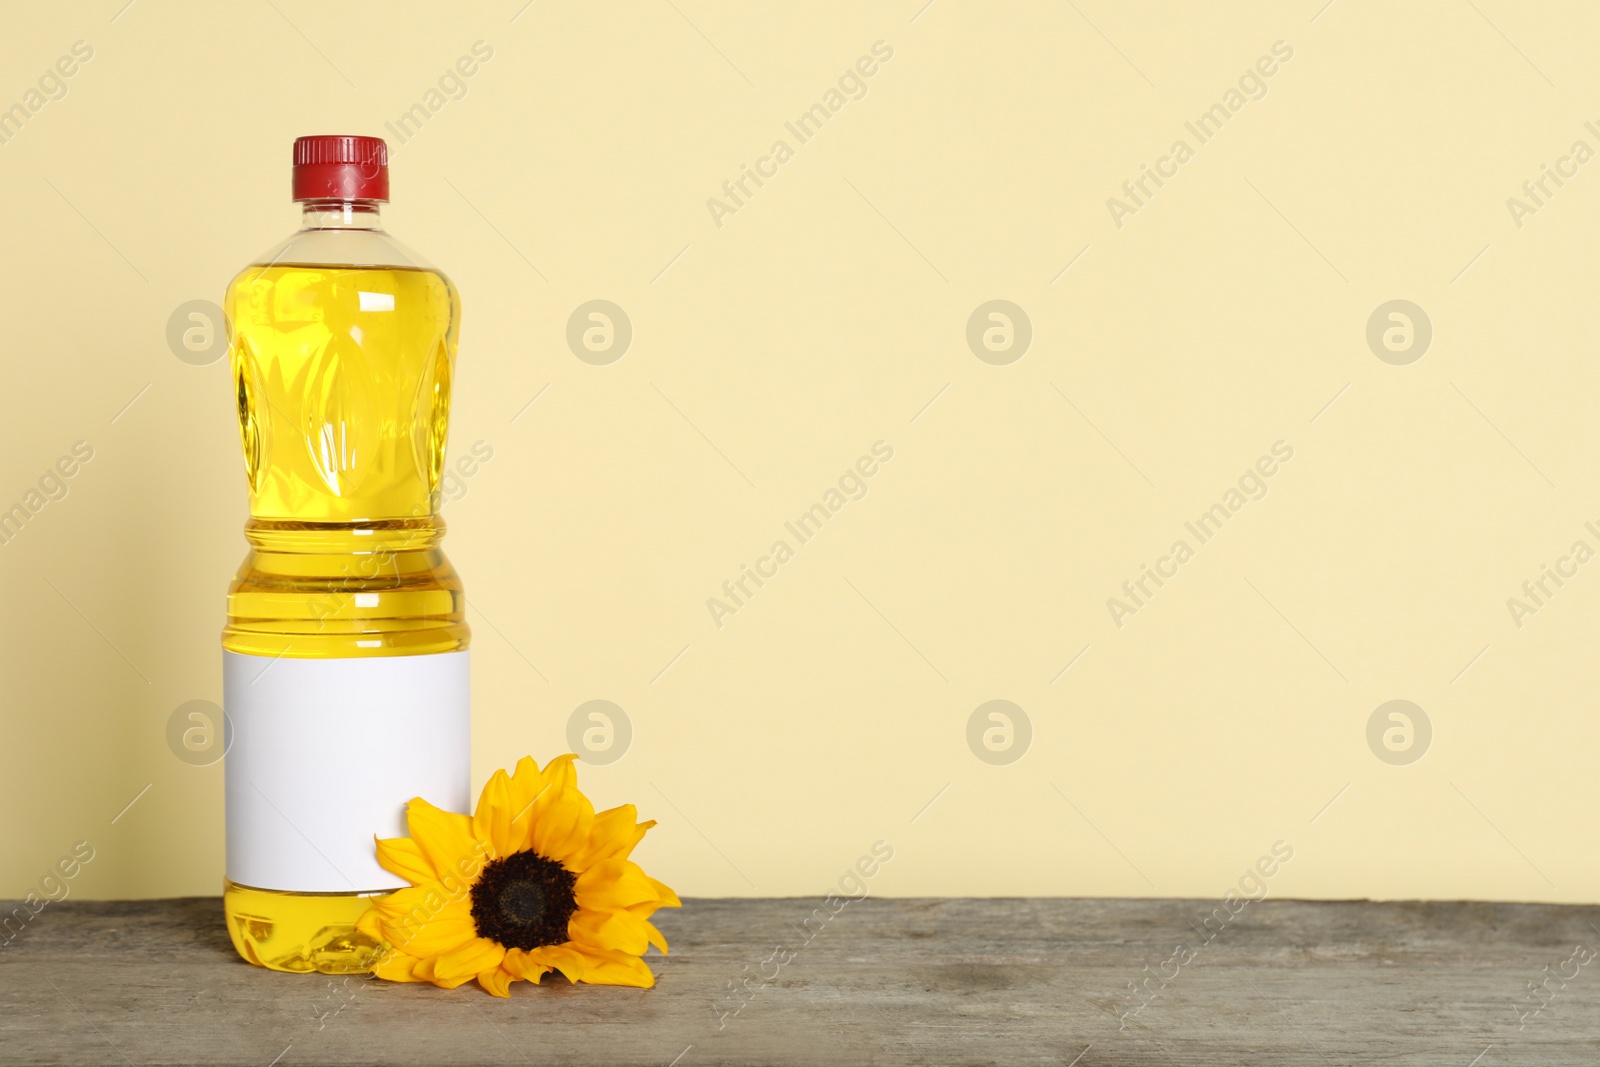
221 135 470 973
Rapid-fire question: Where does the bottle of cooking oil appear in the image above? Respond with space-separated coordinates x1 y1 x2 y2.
221 135 470 973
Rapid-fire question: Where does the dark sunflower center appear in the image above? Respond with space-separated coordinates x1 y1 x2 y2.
470 851 578 951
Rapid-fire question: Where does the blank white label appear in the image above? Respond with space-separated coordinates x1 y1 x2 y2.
224 650 470 893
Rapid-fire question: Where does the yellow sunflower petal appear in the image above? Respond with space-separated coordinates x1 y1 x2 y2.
447 941 506 982
477 965 515 998
471 769 515 860
374 835 437 885
372 950 426 982
574 859 658 911
505 756 545 843
527 755 596 863
647 876 681 909
570 945 656 988
621 876 681 924
568 907 652 955
365 882 441 919
642 920 668 955
372 889 473 949
502 948 551 985
566 806 653 871
366 884 453 938
538 794 596 864
624 902 662 925
405 798 484 880
434 937 507 983
356 906 386 944
382 913 477 957
526 944 588 984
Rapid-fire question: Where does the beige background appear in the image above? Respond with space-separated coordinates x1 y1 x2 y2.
2 0 1596 904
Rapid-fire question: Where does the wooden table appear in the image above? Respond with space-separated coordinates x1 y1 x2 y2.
2 897 1595 1065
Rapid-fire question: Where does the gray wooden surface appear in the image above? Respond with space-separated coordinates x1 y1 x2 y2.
1 896 1596 1065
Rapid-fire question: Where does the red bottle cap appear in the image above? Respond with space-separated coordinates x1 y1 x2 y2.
292 135 389 202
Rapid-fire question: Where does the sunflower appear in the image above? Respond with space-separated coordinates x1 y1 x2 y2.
355 754 679 995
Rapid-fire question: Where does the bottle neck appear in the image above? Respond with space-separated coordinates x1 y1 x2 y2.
298 200 385 231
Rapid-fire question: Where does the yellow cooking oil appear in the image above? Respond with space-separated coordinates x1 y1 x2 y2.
221 262 467 973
